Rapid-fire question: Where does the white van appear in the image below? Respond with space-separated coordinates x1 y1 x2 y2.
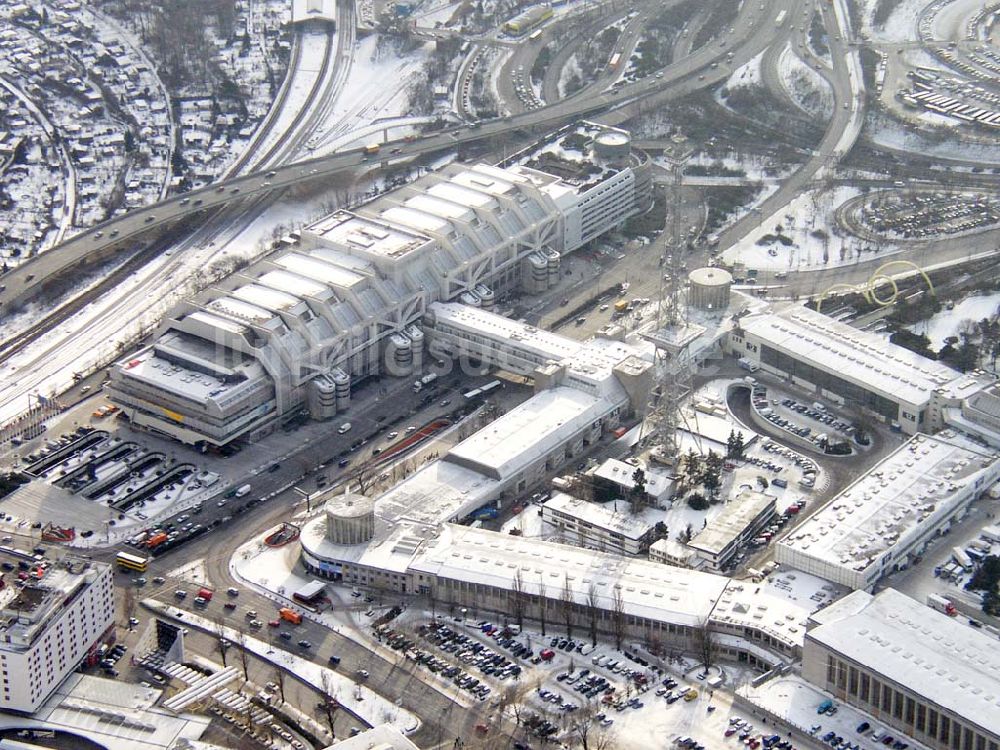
234 484 251 498
337 422 352 434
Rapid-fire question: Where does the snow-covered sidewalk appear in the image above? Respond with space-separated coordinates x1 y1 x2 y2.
142 599 420 735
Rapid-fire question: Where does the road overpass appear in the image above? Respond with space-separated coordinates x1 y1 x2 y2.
0 0 793 315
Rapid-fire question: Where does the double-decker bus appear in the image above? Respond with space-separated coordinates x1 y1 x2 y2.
115 551 149 573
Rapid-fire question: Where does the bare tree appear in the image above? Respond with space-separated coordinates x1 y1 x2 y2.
694 620 717 671
586 582 599 647
319 671 339 738
538 575 547 637
561 574 575 638
611 585 626 652
510 568 526 632
272 665 287 705
562 698 618 750
123 587 137 630
354 463 379 495
234 627 251 682
213 617 229 667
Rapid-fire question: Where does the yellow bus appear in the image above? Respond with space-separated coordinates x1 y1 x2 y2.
116 551 149 573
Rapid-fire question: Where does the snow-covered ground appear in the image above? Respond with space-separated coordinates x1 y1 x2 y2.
867 113 1000 164
908 291 1000 348
724 50 765 91
309 35 435 154
721 187 872 272
144 600 420 735
776 45 833 118
558 54 584 99
857 0 926 42
739 674 934 750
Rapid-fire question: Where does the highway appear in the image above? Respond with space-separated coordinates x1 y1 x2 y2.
0 0 792 317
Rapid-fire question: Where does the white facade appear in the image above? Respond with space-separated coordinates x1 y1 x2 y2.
803 589 1000 750
108 128 650 448
687 490 775 572
728 304 988 434
541 492 656 555
776 432 1000 590
0 558 114 713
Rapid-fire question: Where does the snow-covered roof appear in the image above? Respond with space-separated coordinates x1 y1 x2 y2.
591 458 673 500
446 387 617 481
543 492 655 541
255 269 329 299
30 673 209 750
306 210 430 260
411 524 727 629
739 304 975 407
275 253 366 289
330 724 419 750
689 490 774 557
806 589 1000 739
777 432 1000 580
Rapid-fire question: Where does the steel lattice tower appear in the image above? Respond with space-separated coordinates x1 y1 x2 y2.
642 169 702 466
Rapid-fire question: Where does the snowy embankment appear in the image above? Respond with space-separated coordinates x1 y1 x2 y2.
909 292 1000 349
776 45 833 118
144 599 421 735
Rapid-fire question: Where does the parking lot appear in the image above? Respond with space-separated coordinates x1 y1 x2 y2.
855 190 1000 240
369 608 759 747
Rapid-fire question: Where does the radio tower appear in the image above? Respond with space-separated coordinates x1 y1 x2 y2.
642 168 703 466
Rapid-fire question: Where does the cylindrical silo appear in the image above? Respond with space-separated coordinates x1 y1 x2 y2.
688 267 733 310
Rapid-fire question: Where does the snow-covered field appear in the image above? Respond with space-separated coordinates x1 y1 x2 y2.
776 45 833 118
310 35 436 154
857 0 926 42
867 113 1000 164
724 50 765 91
909 291 1000 348
721 187 875 272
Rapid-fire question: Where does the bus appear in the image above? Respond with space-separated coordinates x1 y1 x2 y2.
116 551 149 573
528 29 542 41
609 53 621 69
463 387 482 400
479 379 502 396
775 10 787 26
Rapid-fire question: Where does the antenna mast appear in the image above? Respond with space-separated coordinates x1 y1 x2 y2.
643 167 702 466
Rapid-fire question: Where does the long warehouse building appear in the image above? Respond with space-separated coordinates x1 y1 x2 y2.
727 304 990 435
775 431 1000 590
107 123 651 449
803 588 1000 750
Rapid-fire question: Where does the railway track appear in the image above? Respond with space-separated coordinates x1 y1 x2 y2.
226 29 307 176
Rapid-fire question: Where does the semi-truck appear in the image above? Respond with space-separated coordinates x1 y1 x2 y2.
927 593 957 616
982 524 1000 543
952 547 973 569
412 373 438 392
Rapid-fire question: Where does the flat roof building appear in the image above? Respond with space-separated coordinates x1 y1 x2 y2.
590 458 674 503
0 552 114 713
108 125 651 448
802 588 1000 750
301 305 810 668
775 432 1000 590
728 304 989 434
541 492 657 555
688 490 775 572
